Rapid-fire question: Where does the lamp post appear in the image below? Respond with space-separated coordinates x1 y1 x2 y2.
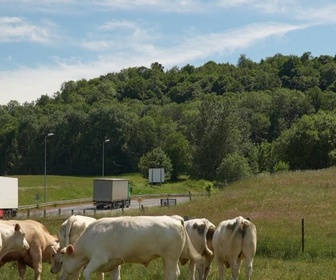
44 132 54 203
102 139 110 177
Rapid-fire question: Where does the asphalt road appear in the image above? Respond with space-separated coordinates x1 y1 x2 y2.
17 196 190 219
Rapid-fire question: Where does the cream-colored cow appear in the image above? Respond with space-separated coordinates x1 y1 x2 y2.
0 222 29 261
0 219 59 280
212 216 257 280
60 215 202 280
179 218 216 280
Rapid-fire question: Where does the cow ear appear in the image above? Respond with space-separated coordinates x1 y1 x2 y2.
60 248 67 255
51 245 59 254
66 245 74 255
14 223 21 232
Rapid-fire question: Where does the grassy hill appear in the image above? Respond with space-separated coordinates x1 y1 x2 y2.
2 167 336 279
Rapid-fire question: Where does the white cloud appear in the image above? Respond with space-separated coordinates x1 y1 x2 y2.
0 16 54 43
297 5 336 24
99 20 138 30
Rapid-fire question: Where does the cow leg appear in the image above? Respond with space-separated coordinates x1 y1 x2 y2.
215 256 225 280
163 259 180 280
188 260 196 280
17 261 27 280
203 256 213 280
110 265 121 280
95 271 104 280
217 263 225 280
82 258 107 280
195 260 206 280
245 257 254 280
231 259 240 280
32 251 43 280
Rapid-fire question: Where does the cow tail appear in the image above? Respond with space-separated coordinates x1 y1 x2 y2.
65 217 74 246
237 217 251 259
203 224 215 257
185 229 203 263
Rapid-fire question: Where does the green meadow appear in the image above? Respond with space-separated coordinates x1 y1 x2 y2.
2 167 336 279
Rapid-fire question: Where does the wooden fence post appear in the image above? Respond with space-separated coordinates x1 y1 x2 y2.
301 218 305 253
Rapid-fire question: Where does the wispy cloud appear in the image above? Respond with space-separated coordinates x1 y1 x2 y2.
81 20 156 52
0 16 55 43
296 4 336 24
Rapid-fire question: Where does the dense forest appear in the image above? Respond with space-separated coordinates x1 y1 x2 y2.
1 52 336 182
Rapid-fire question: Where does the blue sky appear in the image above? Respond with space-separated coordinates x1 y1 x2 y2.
1 0 336 105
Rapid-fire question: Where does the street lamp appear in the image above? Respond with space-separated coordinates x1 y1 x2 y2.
102 139 110 177
44 132 54 203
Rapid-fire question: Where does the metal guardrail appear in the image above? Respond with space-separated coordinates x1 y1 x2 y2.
18 198 93 210
18 192 206 211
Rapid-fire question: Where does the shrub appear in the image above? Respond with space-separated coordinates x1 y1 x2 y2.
216 153 252 183
273 161 289 172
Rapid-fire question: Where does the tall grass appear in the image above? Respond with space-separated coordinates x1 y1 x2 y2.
2 167 336 279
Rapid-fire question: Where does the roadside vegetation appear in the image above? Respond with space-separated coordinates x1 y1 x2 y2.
16 173 211 206
2 167 336 279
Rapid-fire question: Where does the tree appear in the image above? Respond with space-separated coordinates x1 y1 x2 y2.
269 89 314 140
163 132 190 180
190 96 251 180
274 111 336 170
138 147 172 180
216 152 252 183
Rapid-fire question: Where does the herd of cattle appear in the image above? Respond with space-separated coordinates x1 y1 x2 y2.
0 214 257 280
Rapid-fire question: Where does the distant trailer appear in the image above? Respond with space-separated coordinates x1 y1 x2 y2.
93 178 131 210
0 176 18 218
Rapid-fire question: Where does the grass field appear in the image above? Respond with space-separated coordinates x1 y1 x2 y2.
2 167 336 279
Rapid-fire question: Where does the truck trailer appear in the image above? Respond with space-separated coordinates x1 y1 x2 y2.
93 178 131 210
0 176 18 218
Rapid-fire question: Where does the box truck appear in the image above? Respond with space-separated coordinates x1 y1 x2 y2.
93 178 131 210
0 176 18 218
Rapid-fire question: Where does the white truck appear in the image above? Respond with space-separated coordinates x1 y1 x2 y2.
93 178 131 210
0 176 18 218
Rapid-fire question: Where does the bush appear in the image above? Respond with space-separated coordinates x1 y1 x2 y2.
273 161 289 172
216 153 252 183
138 147 172 179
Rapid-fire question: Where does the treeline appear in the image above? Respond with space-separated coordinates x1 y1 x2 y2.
1 52 336 182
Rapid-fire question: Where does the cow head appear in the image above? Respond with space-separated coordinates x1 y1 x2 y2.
50 245 62 274
59 245 82 280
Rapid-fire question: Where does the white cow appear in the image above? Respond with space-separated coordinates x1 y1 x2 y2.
212 216 257 280
59 215 202 280
50 215 97 274
51 215 120 280
0 223 29 261
179 218 216 280
59 215 97 249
